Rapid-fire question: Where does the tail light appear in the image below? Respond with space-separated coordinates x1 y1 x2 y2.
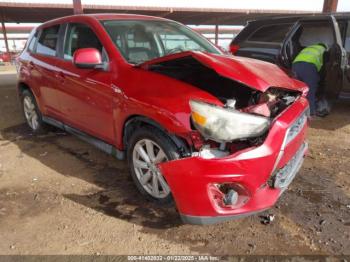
229 44 240 55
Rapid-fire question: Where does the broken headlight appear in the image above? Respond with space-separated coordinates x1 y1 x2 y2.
189 100 270 142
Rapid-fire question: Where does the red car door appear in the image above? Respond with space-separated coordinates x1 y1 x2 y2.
30 24 64 119
56 22 115 144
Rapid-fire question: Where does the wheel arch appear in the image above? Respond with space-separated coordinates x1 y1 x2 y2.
17 81 31 96
17 81 45 115
122 115 191 157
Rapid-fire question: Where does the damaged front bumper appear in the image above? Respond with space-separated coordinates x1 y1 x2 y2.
158 97 309 225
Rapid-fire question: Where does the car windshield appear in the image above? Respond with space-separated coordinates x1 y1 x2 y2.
102 20 221 64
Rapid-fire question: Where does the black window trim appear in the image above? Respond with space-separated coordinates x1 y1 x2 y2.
27 30 40 54
344 21 350 52
56 23 66 59
337 20 347 48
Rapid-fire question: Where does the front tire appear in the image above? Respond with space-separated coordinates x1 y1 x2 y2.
127 126 180 204
21 90 46 134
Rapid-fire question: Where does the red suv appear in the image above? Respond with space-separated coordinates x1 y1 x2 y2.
17 14 309 224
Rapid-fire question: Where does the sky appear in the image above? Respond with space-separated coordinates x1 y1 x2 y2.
2 0 350 12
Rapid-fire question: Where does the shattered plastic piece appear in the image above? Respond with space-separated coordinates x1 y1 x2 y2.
260 214 275 225
225 99 236 109
241 102 271 117
283 95 297 105
259 91 278 103
198 147 229 159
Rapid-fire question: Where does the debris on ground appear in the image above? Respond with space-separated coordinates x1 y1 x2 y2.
259 214 275 225
319 219 326 226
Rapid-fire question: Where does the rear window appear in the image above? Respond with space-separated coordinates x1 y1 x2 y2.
36 25 60 56
248 24 293 43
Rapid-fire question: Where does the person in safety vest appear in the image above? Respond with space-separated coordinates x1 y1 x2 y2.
292 43 327 116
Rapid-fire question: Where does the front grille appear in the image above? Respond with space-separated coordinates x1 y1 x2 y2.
269 142 308 190
285 109 308 145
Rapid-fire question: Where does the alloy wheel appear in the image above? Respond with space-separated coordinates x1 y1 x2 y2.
132 139 171 199
23 96 39 130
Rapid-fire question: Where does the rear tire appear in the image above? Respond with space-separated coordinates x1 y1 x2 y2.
127 126 180 205
21 90 46 134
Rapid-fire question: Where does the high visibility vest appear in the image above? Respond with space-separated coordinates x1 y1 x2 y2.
293 44 326 72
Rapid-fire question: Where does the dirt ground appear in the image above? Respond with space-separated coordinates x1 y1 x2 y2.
0 72 349 255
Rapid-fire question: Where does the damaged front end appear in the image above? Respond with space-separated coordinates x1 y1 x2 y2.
140 51 309 224
140 51 305 155
158 98 309 225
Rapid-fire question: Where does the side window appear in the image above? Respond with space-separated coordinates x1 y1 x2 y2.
64 23 104 61
27 31 39 53
248 24 293 43
36 25 60 56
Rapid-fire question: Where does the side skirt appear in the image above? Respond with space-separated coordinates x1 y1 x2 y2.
42 116 125 160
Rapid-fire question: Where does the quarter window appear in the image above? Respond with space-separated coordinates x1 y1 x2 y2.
248 24 293 43
64 23 104 61
36 25 60 56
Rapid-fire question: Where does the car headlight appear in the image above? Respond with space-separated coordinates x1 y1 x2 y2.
189 100 270 142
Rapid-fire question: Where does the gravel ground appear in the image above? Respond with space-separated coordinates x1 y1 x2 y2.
0 73 349 255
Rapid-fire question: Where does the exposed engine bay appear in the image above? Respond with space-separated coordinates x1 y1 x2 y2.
242 88 300 118
145 56 300 118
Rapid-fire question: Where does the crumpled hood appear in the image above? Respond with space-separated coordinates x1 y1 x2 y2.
139 51 307 93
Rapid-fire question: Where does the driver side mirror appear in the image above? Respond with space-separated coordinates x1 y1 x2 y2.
73 48 106 70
